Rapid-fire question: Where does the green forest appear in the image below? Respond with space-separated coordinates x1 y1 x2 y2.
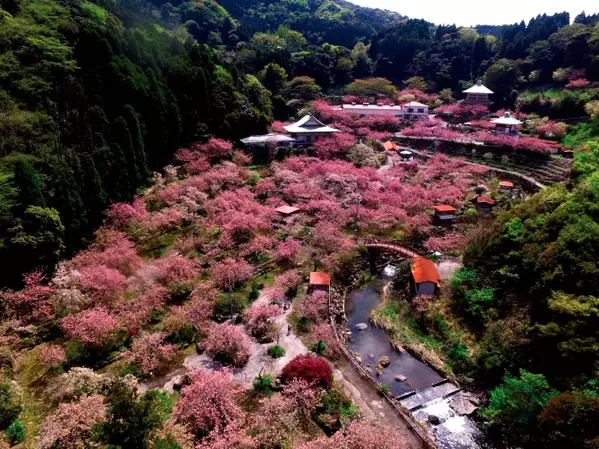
2 0 599 447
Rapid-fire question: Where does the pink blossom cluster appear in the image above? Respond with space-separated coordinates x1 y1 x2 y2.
243 304 282 340
129 332 177 376
434 103 489 120
38 344 67 368
204 323 251 367
424 232 468 253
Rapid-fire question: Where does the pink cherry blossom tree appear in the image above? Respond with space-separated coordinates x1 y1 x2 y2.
60 307 121 347
38 394 106 449
296 420 409 449
38 344 67 369
1 271 55 322
243 304 282 342
275 237 301 263
173 369 244 436
203 323 251 367
129 332 177 376
211 259 253 292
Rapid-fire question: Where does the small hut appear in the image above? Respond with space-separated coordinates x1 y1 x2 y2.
491 112 522 135
476 196 495 213
462 81 493 105
411 257 440 296
499 181 514 194
433 204 457 224
383 141 399 152
309 272 330 292
399 150 414 162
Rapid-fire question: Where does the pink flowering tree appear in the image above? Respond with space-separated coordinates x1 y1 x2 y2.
173 369 244 437
203 323 251 367
243 304 282 342
199 138 233 159
314 133 355 159
306 323 340 359
73 264 127 304
129 332 177 376
211 259 253 292
537 121 567 140
38 345 67 370
275 237 301 263
105 198 148 231
196 427 257 449
1 271 55 322
60 307 121 347
154 253 197 289
424 232 468 254
300 291 328 323
38 394 106 449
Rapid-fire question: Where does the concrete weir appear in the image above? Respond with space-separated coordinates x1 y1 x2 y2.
398 380 461 412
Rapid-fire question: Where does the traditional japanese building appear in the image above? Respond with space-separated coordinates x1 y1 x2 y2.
433 204 457 224
491 112 522 135
402 101 429 119
383 141 399 151
309 272 331 292
240 133 295 147
499 181 514 193
476 196 495 213
462 81 493 105
284 114 340 146
342 103 404 117
275 205 300 216
411 257 440 296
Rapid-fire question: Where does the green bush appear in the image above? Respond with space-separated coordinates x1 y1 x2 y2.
5 419 24 444
248 289 260 300
378 384 390 395
0 383 20 430
309 340 327 355
253 374 275 395
267 345 286 358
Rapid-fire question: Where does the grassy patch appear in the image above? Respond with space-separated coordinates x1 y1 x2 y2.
80 1 108 24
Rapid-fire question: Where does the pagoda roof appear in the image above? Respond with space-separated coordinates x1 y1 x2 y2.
275 205 300 215
463 81 494 94
477 196 495 205
284 114 340 134
491 112 523 126
403 101 428 108
433 204 456 213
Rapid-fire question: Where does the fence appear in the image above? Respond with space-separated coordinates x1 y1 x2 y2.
328 288 438 449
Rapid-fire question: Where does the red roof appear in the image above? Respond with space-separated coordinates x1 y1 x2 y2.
411 257 440 285
477 196 495 205
499 181 514 188
309 272 330 286
433 204 456 213
383 141 399 151
275 205 300 215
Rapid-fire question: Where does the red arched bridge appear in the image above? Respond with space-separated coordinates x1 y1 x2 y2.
362 238 423 259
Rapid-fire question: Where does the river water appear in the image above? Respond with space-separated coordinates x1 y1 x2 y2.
344 275 485 449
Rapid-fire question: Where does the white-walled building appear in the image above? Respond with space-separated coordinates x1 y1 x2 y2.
491 112 522 135
462 81 493 104
340 101 429 119
284 114 340 146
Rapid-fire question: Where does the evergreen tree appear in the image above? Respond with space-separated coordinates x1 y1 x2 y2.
13 160 45 212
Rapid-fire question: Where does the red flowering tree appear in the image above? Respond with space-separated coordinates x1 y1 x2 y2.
211 258 253 292
275 237 301 263
74 264 126 304
129 332 177 376
173 369 244 437
105 198 148 231
204 323 251 367
243 304 282 342
60 307 121 347
281 354 333 388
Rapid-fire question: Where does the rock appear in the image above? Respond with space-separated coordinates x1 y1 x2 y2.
428 415 441 425
395 375 407 382
450 393 479 416
355 323 368 330
377 356 390 367
354 355 362 364
172 375 186 391
369 352 375 359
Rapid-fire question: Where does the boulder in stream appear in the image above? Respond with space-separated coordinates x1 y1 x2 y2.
355 323 368 330
428 415 441 425
378 356 390 367
395 375 407 382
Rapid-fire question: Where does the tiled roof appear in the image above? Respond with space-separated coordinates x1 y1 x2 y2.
411 257 440 285
433 204 456 213
275 205 300 215
309 272 330 286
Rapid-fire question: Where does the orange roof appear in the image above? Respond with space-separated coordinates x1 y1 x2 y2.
477 196 495 205
275 205 300 215
499 181 514 188
309 272 330 286
383 141 399 151
433 204 456 213
411 257 440 285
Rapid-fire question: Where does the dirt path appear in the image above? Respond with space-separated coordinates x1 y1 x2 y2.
334 356 425 449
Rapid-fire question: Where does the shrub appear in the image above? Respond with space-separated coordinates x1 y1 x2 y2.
379 384 390 395
253 374 275 394
0 383 21 429
281 354 333 388
267 345 286 358
5 419 24 444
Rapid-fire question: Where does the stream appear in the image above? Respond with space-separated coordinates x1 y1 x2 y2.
344 268 486 449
